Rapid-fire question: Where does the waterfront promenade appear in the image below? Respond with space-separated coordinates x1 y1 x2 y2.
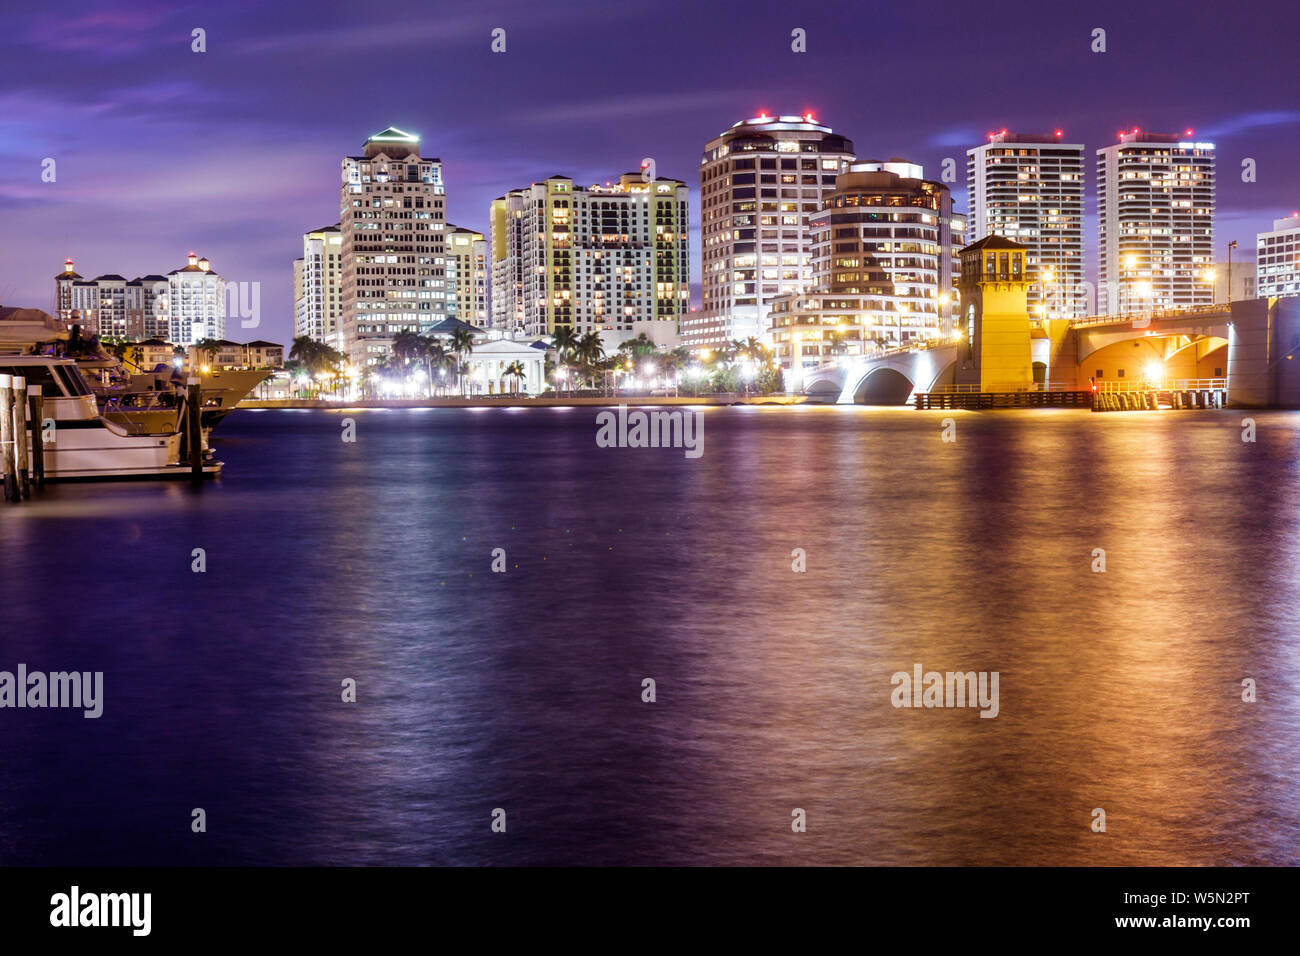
241 394 809 409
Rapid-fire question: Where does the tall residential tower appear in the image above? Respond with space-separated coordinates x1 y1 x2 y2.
689 113 855 349
445 225 489 327
967 131 1085 318
768 159 958 372
294 223 344 349
1097 130 1215 313
339 127 447 367
489 173 689 339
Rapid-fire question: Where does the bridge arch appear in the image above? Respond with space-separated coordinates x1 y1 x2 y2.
802 377 842 402
1083 334 1227 387
853 366 916 405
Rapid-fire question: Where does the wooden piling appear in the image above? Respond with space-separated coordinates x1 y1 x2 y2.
187 377 203 480
27 385 45 487
12 375 29 498
0 374 15 502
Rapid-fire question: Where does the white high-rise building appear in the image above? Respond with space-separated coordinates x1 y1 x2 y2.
339 127 447 367
1097 130 1215 313
294 223 344 348
55 258 178 341
1257 214 1300 299
166 252 226 345
689 113 856 349
489 173 690 339
967 131 1085 318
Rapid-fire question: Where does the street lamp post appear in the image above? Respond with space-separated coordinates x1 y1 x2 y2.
1227 240 1238 305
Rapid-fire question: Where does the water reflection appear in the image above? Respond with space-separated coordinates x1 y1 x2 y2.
0 407 1296 864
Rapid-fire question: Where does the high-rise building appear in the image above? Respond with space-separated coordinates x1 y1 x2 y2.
768 160 957 372
489 173 690 339
55 259 170 340
967 131 1085 318
167 252 225 345
125 275 169 340
293 257 305 338
339 127 447 367
1257 214 1300 299
445 225 489 326
1097 130 1215 313
294 224 344 348
55 259 80 323
488 198 517 332
77 274 127 337
689 113 856 349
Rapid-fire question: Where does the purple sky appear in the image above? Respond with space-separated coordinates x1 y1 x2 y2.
2 0 1298 346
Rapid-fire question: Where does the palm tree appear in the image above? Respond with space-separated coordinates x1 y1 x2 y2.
551 326 581 393
390 331 424 367
193 337 223 369
288 337 346 397
502 360 527 395
448 327 476 395
552 326 578 363
575 331 605 389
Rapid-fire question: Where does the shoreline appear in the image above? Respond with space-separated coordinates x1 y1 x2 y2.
237 395 812 409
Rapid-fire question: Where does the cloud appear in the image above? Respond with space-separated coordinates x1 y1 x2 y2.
1202 111 1300 138
927 128 982 148
21 4 177 54
513 90 748 127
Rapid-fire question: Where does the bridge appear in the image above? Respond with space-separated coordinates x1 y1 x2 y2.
797 296 1300 408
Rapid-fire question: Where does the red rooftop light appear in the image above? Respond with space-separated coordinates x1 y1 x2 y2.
1185 128 1194 136
1054 129 1063 137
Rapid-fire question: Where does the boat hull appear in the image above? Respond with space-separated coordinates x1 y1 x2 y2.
28 421 221 481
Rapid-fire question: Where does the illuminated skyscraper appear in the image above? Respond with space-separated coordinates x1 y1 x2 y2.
339 127 447 367
689 113 855 349
967 131 1084 318
1097 130 1215 313
445 225 489 326
489 173 689 339
768 159 958 372
294 224 344 348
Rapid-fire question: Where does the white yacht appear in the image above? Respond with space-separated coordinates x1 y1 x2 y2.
0 356 220 481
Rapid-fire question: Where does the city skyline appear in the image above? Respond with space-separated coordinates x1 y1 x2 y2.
2 0 1298 348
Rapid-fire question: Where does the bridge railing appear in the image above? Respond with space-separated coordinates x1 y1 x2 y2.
806 338 952 376
1094 378 1225 392
1070 303 1228 329
928 383 1081 394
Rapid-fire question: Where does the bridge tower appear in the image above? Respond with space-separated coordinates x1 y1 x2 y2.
955 236 1034 391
